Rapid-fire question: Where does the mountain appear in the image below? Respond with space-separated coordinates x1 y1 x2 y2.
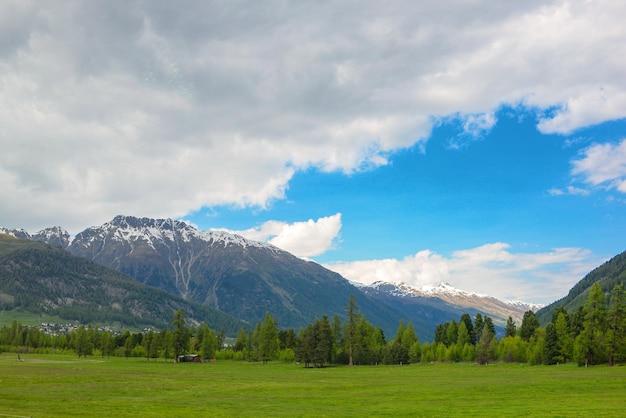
0 233 244 332
358 281 543 340
536 249 626 325
65 215 403 335
0 226 70 248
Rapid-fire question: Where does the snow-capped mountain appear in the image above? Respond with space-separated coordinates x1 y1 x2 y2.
1 216 543 340
363 281 542 326
0 226 70 248
61 215 401 334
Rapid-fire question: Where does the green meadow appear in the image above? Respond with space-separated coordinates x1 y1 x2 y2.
1 354 625 417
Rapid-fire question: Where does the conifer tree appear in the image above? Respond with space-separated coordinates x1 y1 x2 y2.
172 310 190 363
345 295 360 366
543 323 559 365
259 312 279 363
554 311 573 363
520 310 539 341
460 313 475 345
574 283 607 366
505 316 516 338
606 284 626 366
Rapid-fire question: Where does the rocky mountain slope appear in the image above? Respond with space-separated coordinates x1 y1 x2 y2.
63 216 402 334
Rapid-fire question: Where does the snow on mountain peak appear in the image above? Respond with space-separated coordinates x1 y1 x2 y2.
84 215 282 253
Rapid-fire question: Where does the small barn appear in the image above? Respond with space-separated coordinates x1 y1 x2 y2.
178 354 202 363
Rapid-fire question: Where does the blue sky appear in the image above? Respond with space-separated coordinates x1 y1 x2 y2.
186 109 626 303
2 1 626 303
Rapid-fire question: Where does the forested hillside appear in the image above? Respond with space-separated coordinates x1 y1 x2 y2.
537 249 626 324
0 234 244 332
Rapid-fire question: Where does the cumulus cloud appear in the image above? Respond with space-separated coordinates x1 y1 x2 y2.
1 1 626 231
571 139 626 192
326 243 603 304
215 213 342 258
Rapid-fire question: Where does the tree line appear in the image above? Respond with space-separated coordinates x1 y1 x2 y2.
2 283 624 367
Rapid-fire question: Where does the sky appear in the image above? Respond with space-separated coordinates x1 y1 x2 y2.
1 1 626 304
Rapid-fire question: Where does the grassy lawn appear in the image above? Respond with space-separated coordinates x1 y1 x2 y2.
1 353 625 417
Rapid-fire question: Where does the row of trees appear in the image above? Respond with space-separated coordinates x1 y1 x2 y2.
424 282 626 366
0 310 225 362
2 283 624 367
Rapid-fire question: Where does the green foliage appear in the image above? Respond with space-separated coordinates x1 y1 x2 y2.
172 310 190 362
606 284 626 366
537 249 626 324
520 311 540 341
574 283 607 366
505 316 517 337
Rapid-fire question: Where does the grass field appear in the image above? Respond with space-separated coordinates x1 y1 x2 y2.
1 353 625 417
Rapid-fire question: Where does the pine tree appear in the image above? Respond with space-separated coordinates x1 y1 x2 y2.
574 283 607 366
233 327 248 352
345 295 360 366
606 284 626 366
476 323 494 365
505 316 517 338
554 311 573 363
520 310 539 341
201 324 218 361
172 310 190 363
259 312 279 363
456 320 470 347
474 313 484 343
543 323 559 365
313 316 333 367
460 313 475 345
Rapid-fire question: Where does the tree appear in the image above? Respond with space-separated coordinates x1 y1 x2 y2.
73 325 93 358
505 317 517 338
160 329 173 361
143 330 155 361
259 312 279 363
297 324 315 368
606 284 626 366
456 320 470 347
543 323 559 365
520 311 539 342
460 314 475 345
234 327 248 352
445 320 458 346
345 294 360 366
313 316 333 367
201 324 218 361
574 283 607 366
483 316 496 338
475 324 494 365
474 313 484 343
173 310 190 363
554 311 572 363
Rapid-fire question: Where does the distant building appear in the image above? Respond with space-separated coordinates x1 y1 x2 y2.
177 354 202 363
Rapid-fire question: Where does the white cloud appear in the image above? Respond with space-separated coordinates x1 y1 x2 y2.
215 213 342 258
1 1 626 231
548 186 591 196
326 243 603 304
571 139 626 192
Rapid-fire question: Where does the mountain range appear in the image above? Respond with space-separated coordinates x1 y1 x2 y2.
2 216 547 340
